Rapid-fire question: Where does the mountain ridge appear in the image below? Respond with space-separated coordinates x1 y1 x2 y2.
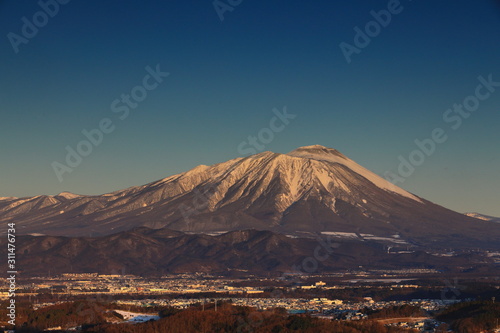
3 227 497 277
1 145 498 250
465 212 500 223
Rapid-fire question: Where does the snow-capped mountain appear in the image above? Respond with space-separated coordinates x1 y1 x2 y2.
465 212 500 223
1 145 498 249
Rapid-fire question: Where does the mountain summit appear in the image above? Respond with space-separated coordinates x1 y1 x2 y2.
286 145 419 201
0 146 498 248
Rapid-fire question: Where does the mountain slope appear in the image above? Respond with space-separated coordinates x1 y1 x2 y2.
2 228 496 277
465 213 500 223
1 145 498 249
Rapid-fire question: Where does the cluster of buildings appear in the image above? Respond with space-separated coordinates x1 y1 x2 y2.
0 273 430 299
1 273 274 299
0 273 477 332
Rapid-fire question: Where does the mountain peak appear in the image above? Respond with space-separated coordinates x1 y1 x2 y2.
55 191 82 199
3 145 500 249
297 144 329 149
287 145 347 160
290 144 339 152
284 145 421 202
465 212 500 223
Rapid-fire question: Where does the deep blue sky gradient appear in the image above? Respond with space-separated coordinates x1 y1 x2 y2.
1 0 499 216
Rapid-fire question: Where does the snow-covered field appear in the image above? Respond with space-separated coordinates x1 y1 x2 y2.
321 231 409 244
114 310 160 323
320 231 360 239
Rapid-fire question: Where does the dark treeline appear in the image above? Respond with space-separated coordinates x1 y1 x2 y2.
364 304 426 319
7 301 419 333
6 298 500 332
436 300 500 332
10 300 109 331
83 303 418 333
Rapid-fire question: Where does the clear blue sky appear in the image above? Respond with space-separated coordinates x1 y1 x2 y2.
1 0 499 216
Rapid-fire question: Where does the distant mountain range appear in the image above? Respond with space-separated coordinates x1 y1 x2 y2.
4 227 497 277
1 145 499 250
465 212 500 223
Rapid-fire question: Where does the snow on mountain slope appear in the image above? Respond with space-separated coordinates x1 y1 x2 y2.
56 192 82 199
0 145 498 249
286 145 421 202
465 212 500 223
